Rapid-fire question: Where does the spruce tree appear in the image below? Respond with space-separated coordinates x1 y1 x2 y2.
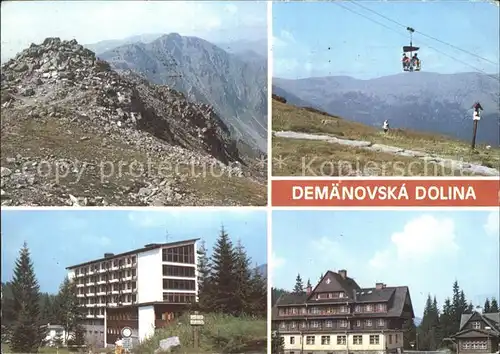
248 266 267 317
306 278 312 289
210 225 238 314
440 298 454 345
490 298 499 312
40 293 54 324
197 240 213 312
319 273 324 284
234 240 253 315
293 274 304 293
53 276 83 343
484 298 491 313
10 242 43 353
466 302 474 314
451 281 461 334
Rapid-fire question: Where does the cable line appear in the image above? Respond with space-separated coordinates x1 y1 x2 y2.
347 0 498 66
334 2 500 82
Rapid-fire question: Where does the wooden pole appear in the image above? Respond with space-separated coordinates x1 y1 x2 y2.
193 326 199 350
471 119 479 150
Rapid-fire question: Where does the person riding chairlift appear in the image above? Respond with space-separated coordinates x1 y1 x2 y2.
402 54 410 70
411 53 420 69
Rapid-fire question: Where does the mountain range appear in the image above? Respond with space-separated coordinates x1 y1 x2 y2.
274 72 500 145
87 33 268 154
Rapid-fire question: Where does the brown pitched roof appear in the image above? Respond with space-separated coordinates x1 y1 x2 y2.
459 312 500 334
273 270 413 319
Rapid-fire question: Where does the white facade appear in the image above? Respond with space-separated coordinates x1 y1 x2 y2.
137 248 163 303
282 332 404 353
138 305 156 341
67 240 199 345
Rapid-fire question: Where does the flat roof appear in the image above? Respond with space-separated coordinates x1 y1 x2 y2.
66 238 199 270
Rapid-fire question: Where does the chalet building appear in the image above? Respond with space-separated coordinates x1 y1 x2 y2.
453 311 500 354
66 239 199 346
272 269 414 354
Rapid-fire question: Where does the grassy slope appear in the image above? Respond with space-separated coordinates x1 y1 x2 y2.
1 113 266 206
272 99 499 176
136 313 266 354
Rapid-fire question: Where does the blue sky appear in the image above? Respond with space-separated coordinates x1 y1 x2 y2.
1 209 267 294
272 210 499 318
0 1 266 62
273 1 499 79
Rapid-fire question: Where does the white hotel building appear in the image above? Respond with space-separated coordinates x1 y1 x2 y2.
66 239 199 346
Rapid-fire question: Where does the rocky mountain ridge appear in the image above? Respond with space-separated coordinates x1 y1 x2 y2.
0 38 265 206
98 33 268 153
274 72 500 145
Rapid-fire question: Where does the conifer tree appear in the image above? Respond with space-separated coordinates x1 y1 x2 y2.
197 240 213 311
248 266 267 317
306 279 312 289
53 276 83 343
10 242 43 353
484 298 491 313
234 240 253 314
318 273 324 284
490 298 499 312
293 274 304 293
210 225 238 314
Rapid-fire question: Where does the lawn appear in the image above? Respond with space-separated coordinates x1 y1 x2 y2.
272 99 499 176
136 313 266 354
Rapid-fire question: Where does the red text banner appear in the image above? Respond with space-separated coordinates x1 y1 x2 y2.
272 179 500 207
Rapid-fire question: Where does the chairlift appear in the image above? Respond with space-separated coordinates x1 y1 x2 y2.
402 27 421 72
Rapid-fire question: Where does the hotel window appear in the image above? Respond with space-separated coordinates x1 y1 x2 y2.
311 321 320 328
377 303 385 312
389 334 393 344
290 337 295 345
472 321 481 329
290 321 297 328
377 319 385 327
339 320 348 328
300 322 307 328
366 319 373 327
162 245 195 264
370 335 380 345
279 322 286 329
337 335 347 345
162 278 196 290
355 305 362 312
321 336 331 345
306 336 315 345
355 320 361 327
339 292 345 298
366 304 373 312
325 320 333 328
353 335 363 345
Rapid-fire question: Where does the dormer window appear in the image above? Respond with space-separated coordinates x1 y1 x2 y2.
472 321 481 329
339 292 345 298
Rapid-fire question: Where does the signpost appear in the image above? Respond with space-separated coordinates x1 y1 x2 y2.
190 312 204 350
471 102 483 150
120 327 133 352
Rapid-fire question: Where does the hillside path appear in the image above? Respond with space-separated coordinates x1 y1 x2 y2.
274 130 499 176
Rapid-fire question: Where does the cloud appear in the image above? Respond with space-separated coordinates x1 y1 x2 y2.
369 214 459 269
273 30 296 49
271 252 286 269
484 211 499 237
